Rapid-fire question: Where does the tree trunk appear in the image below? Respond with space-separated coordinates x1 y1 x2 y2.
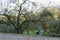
16 29 20 34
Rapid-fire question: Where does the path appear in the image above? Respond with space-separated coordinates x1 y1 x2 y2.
0 33 60 40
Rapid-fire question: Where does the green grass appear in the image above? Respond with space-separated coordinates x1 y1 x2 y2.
23 30 42 36
23 30 35 36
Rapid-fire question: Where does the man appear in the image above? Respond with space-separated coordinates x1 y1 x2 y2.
36 30 40 35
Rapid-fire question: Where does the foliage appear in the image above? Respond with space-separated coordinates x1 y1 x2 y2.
0 0 60 37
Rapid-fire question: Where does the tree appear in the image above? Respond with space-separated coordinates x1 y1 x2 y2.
39 8 54 36
0 0 27 34
0 0 38 34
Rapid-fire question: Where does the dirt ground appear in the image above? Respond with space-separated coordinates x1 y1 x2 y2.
0 33 60 40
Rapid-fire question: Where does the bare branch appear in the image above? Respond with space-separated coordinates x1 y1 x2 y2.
17 0 27 28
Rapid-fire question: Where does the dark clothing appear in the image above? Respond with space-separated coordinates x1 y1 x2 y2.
36 30 40 35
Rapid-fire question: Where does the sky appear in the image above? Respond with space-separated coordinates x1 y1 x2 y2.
29 0 60 6
0 0 60 12
0 0 60 6
22 0 60 11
